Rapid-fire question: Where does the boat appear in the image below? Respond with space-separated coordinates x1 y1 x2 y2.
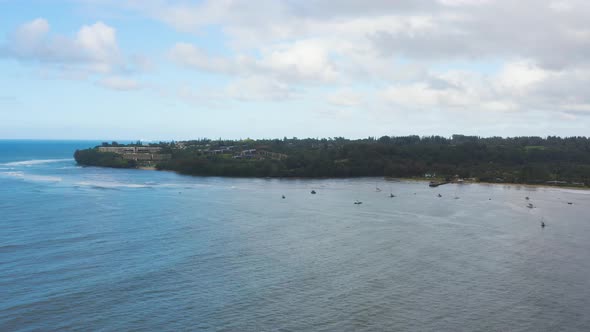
282 195 285 199
527 203 534 208
390 193 395 198
354 200 362 205
525 196 530 200
311 190 316 194
568 202 573 205
437 193 442 197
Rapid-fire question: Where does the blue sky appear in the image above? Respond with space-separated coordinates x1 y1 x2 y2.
1 0 590 140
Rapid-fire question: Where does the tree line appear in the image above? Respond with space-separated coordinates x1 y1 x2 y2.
74 135 590 186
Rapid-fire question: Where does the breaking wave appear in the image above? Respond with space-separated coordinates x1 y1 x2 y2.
0 171 62 182
75 181 154 189
1 158 74 166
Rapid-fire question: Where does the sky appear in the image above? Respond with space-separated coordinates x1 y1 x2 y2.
1 0 590 140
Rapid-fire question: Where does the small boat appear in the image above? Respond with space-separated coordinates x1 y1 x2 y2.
527 203 534 208
354 200 362 205
311 190 316 194
525 196 530 200
282 195 285 199
390 193 395 198
454 196 460 199
437 194 442 197
567 202 573 205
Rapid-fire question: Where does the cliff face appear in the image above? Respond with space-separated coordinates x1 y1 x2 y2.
74 149 137 168
75 146 171 168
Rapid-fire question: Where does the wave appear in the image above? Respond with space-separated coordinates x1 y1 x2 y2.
74 180 215 190
1 171 23 177
1 158 74 166
75 181 153 189
57 166 82 170
0 171 62 182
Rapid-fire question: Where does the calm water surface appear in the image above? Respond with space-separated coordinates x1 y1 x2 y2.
1 140 590 331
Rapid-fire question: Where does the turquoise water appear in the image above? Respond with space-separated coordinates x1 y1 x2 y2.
1 140 590 331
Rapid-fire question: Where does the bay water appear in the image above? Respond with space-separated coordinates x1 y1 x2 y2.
1 140 589 331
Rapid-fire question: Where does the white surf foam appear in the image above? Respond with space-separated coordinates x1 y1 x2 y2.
0 171 62 182
1 158 74 166
75 181 153 189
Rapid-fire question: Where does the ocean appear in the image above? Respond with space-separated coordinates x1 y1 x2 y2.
1 140 590 331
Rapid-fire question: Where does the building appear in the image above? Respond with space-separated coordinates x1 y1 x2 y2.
98 146 170 162
98 146 162 153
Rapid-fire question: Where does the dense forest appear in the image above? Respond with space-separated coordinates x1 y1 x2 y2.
74 135 590 186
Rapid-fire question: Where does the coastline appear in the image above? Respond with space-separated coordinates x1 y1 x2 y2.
398 177 590 191
87 164 590 191
476 181 590 191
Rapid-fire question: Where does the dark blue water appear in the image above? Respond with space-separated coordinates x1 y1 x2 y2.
1 140 590 331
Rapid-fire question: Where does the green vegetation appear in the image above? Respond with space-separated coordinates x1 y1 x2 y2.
74 135 590 186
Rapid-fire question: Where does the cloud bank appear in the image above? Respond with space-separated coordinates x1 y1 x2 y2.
2 0 590 138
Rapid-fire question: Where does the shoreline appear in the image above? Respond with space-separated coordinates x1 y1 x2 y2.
116 165 590 191
398 177 590 191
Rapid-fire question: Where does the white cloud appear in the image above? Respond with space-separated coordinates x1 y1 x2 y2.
169 43 236 74
549 1 574 12
154 0 590 119
226 76 296 101
1 18 151 92
381 82 474 110
327 90 363 107
97 76 141 91
495 61 549 94
15 0 590 133
12 18 50 49
132 0 590 69
76 21 119 64
170 39 339 84
438 0 490 6
174 75 297 104
3 19 122 72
